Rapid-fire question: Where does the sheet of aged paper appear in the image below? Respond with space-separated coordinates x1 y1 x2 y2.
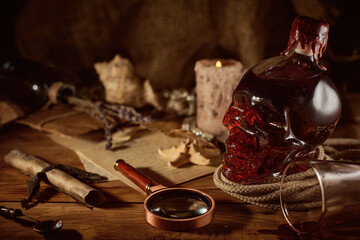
50 127 221 193
17 106 104 137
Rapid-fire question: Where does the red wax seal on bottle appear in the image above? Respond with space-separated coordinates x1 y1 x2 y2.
282 16 330 66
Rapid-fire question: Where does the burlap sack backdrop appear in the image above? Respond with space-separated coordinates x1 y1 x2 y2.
15 0 357 91
13 0 360 92
213 138 360 210
13 0 294 91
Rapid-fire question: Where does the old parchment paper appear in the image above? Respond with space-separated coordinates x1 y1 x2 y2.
50 127 221 193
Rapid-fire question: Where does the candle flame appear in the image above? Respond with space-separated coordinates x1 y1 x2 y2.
215 61 222 68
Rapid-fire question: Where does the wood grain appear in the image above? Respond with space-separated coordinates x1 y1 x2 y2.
1 202 359 240
1 94 360 240
0 202 286 240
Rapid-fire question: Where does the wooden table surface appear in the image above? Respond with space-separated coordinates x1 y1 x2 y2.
1 94 360 240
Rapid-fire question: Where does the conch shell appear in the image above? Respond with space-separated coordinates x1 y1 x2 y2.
94 55 163 110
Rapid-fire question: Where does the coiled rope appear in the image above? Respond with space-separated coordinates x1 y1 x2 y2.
213 138 360 210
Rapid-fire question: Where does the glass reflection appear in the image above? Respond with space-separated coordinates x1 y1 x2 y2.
147 189 212 219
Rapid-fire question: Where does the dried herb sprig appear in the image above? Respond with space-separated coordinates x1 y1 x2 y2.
67 97 151 123
99 102 152 124
66 96 151 149
92 101 114 150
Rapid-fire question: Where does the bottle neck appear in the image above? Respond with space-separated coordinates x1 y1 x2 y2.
293 42 317 61
293 42 327 70
294 43 312 56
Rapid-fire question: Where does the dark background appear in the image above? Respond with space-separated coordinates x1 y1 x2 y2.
1 0 359 93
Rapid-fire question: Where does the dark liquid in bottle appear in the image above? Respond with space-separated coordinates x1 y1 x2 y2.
0 58 75 113
222 54 341 183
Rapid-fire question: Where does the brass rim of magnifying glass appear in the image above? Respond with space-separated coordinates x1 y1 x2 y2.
143 187 215 231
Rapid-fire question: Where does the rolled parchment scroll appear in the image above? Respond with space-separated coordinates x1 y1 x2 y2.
4 149 106 207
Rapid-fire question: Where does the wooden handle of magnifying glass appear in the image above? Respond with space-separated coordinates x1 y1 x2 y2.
114 159 157 193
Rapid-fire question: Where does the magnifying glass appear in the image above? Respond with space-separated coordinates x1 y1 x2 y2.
114 159 215 231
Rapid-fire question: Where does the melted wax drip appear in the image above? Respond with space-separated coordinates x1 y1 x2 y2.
281 16 329 64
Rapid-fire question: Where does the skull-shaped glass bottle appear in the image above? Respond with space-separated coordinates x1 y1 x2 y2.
222 16 341 184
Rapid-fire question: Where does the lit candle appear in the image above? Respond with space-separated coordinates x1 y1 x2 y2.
195 59 244 137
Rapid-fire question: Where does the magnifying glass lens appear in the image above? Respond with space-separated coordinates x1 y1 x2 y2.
147 189 212 219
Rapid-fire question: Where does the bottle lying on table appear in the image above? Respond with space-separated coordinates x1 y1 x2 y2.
0 57 76 113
